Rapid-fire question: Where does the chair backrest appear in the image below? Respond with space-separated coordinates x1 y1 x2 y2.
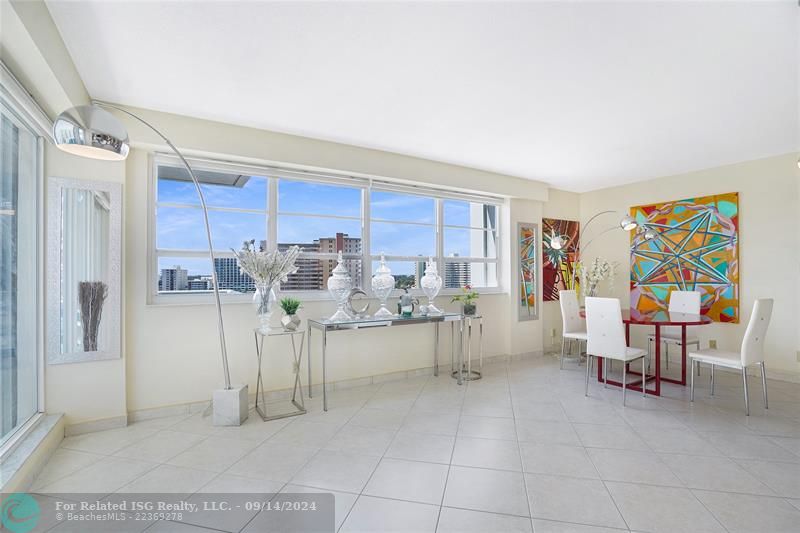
741 299 773 366
559 290 584 334
668 290 701 314
585 297 627 358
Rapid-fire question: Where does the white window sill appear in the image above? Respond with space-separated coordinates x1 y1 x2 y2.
147 287 508 307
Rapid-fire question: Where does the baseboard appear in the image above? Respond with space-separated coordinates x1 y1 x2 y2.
64 414 128 437
1 414 64 492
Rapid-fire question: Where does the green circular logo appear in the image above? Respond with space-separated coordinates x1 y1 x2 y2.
1 493 40 533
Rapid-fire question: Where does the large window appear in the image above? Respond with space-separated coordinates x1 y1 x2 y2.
1 98 40 447
152 156 501 300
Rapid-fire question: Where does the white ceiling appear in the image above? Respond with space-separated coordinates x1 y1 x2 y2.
46 1 799 192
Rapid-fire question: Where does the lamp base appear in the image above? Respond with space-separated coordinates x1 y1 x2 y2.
212 385 249 426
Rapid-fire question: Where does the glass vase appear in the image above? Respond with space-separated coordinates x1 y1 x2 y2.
327 251 353 321
253 282 276 333
371 253 395 317
420 258 443 314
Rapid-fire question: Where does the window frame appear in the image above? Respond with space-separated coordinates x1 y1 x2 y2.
0 63 46 460
149 153 504 305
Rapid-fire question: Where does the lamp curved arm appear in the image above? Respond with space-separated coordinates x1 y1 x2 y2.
94 101 232 390
579 225 620 257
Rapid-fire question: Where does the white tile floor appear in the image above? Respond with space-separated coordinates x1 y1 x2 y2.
31 355 800 532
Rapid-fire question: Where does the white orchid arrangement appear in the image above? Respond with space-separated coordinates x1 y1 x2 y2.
576 257 618 298
232 240 301 287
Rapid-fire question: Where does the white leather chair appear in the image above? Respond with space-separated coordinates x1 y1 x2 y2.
648 290 701 371
559 290 587 369
584 297 647 405
690 298 773 416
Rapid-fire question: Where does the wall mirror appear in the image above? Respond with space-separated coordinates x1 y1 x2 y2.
47 178 121 364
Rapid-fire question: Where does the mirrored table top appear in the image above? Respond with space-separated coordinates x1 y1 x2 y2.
308 312 464 329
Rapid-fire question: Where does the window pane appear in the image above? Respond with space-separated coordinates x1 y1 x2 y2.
444 200 497 230
444 228 497 258
371 260 424 289
371 221 435 257
277 216 362 253
444 261 498 289
1 106 39 444
157 257 216 293
157 207 266 251
281 257 362 291
279 180 361 217
371 191 434 223
157 166 267 210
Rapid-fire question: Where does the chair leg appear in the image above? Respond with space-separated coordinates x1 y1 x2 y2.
694 342 701 376
665 342 669 370
603 358 608 389
742 368 750 416
710 364 715 396
760 362 768 409
585 355 591 397
560 336 566 370
622 362 627 406
642 357 646 397
690 359 695 402
647 338 652 373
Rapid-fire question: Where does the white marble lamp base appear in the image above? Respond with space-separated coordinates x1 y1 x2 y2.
212 384 249 426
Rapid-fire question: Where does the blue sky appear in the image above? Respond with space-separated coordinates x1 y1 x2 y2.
157 177 489 276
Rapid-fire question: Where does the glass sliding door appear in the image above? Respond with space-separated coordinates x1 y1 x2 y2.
0 99 40 446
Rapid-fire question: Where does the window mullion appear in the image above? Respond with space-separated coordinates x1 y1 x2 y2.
435 198 444 277
362 185 372 295
267 177 277 251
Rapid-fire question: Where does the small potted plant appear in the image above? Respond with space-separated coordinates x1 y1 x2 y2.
451 284 479 316
279 297 302 331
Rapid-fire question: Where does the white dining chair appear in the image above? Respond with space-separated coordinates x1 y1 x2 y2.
648 290 701 371
559 290 588 369
585 297 647 405
689 298 773 416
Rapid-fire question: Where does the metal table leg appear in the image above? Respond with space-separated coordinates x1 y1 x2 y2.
322 327 328 412
434 322 439 376
307 323 312 399
254 331 267 420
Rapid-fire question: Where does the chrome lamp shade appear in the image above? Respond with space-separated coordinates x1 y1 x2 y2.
53 105 130 161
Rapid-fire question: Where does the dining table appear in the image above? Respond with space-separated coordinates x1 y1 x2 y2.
592 309 713 396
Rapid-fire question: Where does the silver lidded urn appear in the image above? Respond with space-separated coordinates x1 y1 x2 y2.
421 257 443 314
327 251 353 321
371 252 396 317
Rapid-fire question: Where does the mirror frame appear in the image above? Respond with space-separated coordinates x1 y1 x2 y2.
47 177 122 364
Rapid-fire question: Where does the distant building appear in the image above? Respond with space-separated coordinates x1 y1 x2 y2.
187 278 212 291
444 253 470 288
160 265 188 291
279 242 323 290
318 233 362 288
214 257 254 292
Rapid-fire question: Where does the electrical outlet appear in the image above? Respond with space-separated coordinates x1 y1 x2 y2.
796 350 800 363
551 328 556 338
709 339 717 349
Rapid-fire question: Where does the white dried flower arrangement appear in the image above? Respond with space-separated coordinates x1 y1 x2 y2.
232 240 301 287
577 256 618 297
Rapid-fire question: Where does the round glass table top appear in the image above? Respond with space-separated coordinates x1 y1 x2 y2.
623 309 713 326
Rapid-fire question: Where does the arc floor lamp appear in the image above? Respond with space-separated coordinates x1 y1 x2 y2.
53 103 248 426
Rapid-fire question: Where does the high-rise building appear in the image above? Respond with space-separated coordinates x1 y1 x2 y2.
444 253 470 288
279 242 323 290
214 257 254 292
318 233 362 287
159 265 188 291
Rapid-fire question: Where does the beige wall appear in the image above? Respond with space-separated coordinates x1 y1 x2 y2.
579 154 800 378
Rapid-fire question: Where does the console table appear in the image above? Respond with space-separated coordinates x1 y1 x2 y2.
307 313 464 411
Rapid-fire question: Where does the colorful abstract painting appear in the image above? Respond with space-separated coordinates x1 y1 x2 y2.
542 218 580 301
630 192 739 323
518 222 538 321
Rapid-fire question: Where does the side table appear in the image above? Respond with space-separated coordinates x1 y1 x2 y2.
253 328 307 421
451 315 483 381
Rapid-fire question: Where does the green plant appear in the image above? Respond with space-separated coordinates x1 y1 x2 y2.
451 284 479 305
279 297 301 315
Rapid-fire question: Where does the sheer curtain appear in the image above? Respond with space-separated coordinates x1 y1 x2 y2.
0 101 39 445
